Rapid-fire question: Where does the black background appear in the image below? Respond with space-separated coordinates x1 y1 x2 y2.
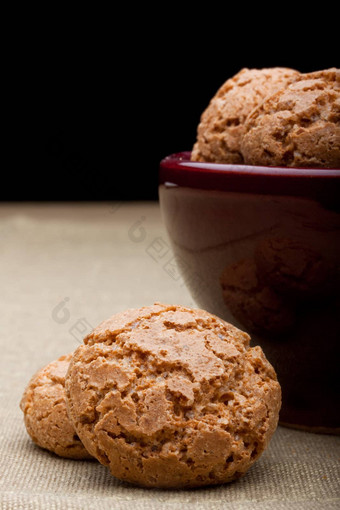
4 15 338 202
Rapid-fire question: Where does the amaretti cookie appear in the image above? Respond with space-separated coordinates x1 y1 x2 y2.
241 68 340 167
20 353 91 459
65 303 281 488
191 67 299 164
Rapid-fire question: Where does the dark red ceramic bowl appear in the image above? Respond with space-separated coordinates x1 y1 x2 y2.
159 152 340 434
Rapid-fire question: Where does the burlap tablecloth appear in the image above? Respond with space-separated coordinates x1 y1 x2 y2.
0 203 339 510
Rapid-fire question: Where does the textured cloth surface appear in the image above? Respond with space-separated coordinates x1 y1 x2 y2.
0 203 339 509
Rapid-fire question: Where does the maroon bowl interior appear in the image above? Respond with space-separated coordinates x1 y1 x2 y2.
159 152 340 203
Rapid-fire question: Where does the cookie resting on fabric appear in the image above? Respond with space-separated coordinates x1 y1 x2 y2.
65 303 281 488
20 353 92 459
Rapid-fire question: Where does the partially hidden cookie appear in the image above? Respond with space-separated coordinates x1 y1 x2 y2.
65 303 281 488
191 67 299 164
241 68 340 168
220 259 296 335
20 353 92 459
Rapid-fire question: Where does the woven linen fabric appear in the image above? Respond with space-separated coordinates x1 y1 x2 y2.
0 203 339 510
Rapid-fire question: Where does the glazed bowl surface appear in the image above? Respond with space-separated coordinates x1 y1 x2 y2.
159 152 340 433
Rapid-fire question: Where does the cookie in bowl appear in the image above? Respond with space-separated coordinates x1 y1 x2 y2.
241 68 340 167
191 67 299 164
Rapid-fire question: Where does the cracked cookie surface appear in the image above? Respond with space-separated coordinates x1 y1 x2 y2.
191 67 299 164
241 68 340 167
20 353 92 459
65 303 281 488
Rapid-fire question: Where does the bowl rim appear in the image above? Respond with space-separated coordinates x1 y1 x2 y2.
159 152 340 200
160 151 340 177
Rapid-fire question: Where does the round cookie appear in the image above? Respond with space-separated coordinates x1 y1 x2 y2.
20 353 92 459
241 68 340 168
220 259 295 335
191 67 299 164
65 303 281 488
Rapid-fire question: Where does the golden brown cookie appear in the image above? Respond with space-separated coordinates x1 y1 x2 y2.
20 353 92 459
241 68 340 168
220 259 296 335
191 67 299 164
65 303 281 488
